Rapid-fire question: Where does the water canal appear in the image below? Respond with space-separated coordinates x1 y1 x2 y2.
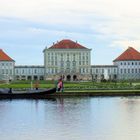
0 97 140 140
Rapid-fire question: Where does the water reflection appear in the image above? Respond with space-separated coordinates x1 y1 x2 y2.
0 97 140 140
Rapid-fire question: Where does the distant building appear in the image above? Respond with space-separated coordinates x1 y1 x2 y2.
15 65 44 80
43 39 91 81
113 47 140 80
91 65 118 81
0 49 15 81
1 40 140 81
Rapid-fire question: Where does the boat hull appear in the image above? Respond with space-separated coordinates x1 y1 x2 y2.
0 88 56 99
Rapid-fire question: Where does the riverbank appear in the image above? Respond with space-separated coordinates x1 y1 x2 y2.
0 89 140 99
1 81 140 98
1 80 140 90
50 89 140 97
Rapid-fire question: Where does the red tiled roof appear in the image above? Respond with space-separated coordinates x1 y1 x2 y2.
48 39 88 49
113 47 140 61
0 49 14 61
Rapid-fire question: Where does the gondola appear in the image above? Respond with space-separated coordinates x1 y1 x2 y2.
0 88 56 99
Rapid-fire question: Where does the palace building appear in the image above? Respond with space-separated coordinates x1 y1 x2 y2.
15 65 44 81
113 47 140 80
43 39 91 81
0 49 15 81
0 39 140 81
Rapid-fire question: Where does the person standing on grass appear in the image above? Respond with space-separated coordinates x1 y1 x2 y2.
34 80 39 90
57 78 63 92
61 79 64 92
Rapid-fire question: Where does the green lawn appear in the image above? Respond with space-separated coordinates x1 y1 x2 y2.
0 80 139 91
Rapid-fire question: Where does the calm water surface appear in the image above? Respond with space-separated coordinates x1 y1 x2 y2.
0 97 140 140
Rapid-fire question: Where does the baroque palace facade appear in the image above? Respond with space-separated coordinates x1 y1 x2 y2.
0 39 140 81
43 40 91 81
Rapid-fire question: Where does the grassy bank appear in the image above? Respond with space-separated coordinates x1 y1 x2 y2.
1 80 140 97
59 90 140 96
0 80 140 91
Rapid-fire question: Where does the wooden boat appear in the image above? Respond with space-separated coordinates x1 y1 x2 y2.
0 88 56 99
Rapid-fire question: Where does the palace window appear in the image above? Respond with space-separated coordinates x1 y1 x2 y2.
67 61 70 68
55 61 57 65
55 55 57 60
79 68 82 74
2 69 4 74
61 61 64 67
120 69 122 74
48 68 50 74
73 61 76 67
6 69 8 74
16 70 18 74
48 61 51 66
55 69 57 73
28 69 30 74
108 69 110 74
10 69 12 74
67 53 69 60
52 69 54 74
83 56 85 60
102 69 104 73
96 69 98 74
83 68 85 73
34 69 37 74
124 69 126 73
48 56 50 61
79 54 81 60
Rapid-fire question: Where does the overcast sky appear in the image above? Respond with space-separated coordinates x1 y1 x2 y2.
0 0 140 65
